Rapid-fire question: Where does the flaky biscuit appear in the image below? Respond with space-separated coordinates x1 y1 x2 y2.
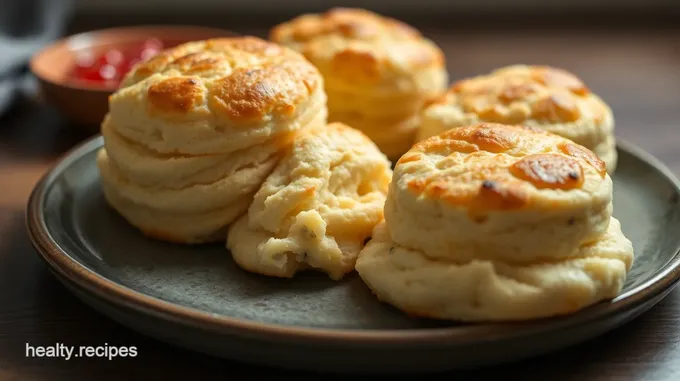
417 65 616 170
109 36 327 155
387 123 613 263
227 123 392 280
355 218 633 322
270 8 448 119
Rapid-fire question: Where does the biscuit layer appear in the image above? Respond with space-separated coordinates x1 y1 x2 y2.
97 147 275 244
356 219 633 322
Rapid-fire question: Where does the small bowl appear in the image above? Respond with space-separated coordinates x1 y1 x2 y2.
30 25 237 128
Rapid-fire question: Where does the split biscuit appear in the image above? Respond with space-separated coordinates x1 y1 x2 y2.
227 123 392 280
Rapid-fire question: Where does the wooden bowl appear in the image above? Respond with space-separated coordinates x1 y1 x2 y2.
30 25 237 128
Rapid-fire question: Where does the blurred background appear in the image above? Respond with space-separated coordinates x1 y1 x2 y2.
70 0 680 32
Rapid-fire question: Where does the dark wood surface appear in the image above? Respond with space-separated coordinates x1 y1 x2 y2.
2 26 680 381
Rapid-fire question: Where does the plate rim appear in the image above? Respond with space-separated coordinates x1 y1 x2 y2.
26 134 680 346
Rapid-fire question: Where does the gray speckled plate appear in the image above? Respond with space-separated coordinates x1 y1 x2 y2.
27 136 680 373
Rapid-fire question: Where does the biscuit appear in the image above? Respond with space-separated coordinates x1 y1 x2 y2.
387 123 613 263
227 123 392 280
109 36 327 155
355 218 633 322
97 36 327 243
271 8 447 157
417 65 616 171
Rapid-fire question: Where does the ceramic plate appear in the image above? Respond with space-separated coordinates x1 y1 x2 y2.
27 136 680 373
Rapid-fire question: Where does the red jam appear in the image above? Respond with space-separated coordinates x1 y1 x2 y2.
69 38 165 88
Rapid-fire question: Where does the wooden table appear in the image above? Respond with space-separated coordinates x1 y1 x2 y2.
2 27 680 380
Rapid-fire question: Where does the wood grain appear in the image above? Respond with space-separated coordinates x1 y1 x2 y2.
1 26 680 380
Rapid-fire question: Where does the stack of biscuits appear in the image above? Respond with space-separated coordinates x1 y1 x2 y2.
270 8 449 160
356 123 634 321
97 37 327 244
417 65 618 172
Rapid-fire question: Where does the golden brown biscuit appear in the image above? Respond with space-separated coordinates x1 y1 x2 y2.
356 123 633 322
355 218 633 322
387 123 613 264
271 8 448 158
97 36 327 243
110 36 327 155
227 123 392 280
417 65 616 171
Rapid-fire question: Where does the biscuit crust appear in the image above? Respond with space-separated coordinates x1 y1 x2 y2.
109 36 327 155
270 8 445 92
